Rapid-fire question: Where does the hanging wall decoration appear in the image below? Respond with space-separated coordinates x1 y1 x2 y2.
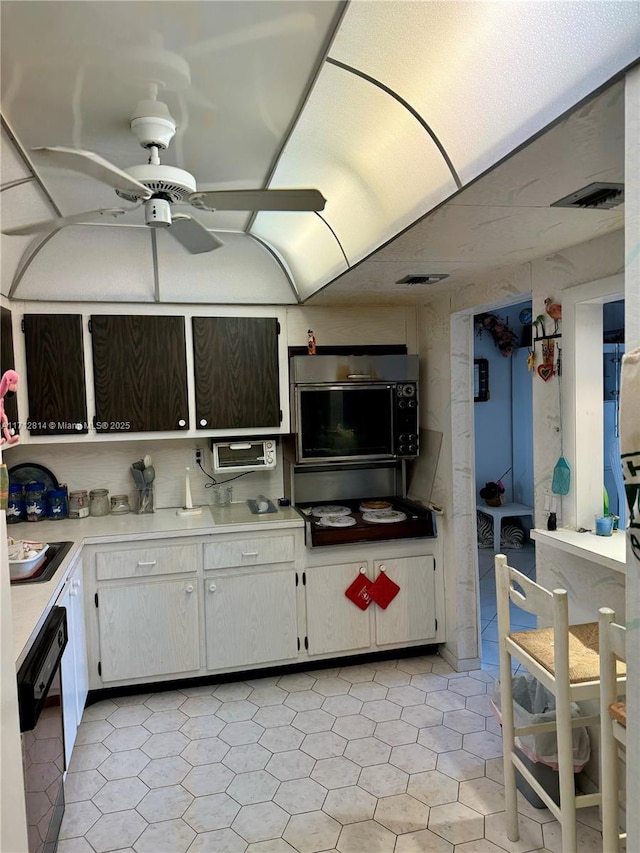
474 313 518 357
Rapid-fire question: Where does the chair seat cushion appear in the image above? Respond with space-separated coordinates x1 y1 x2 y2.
609 701 627 727
510 622 626 684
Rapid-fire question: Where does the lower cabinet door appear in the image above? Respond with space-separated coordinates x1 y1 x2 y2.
373 556 436 646
98 579 200 682
305 563 372 656
205 569 298 670
58 564 89 768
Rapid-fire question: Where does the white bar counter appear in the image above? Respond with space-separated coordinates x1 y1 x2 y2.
531 527 626 574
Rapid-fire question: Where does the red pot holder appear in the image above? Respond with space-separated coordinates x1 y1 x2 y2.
345 569 375 610
370 570 401 609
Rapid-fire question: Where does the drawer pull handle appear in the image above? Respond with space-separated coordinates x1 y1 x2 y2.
69 588 78 596
242 551 259 557
209 583 217 592
185 584 194 593
72 579 81 588
137 560 157 567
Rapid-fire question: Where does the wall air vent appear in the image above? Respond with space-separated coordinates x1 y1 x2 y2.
550 182 624 210
396 274 449 286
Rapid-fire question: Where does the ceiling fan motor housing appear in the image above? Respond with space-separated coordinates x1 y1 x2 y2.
116 163 197 203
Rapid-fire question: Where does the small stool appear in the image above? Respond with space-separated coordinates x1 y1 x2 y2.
477 502 534 552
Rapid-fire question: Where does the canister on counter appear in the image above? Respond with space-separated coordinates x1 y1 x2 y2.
7 483 25 523
89 488 110 517
47 488 69 520
110 494 130 515
25 482 47 522
69 489 89 519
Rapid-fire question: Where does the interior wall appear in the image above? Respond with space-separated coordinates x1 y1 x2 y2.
413 227 625 668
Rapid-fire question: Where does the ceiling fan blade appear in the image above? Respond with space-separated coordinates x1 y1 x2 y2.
189 189 326 212
2 208 128 236
32 147 151 198
170 214 224 254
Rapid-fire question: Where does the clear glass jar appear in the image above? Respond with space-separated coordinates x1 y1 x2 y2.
212 484 233 506
89 488 110 517
110 494 130 515
47 488 69 520
25 482 47 522
69 489 89 518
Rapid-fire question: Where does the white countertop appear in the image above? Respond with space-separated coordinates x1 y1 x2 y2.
10 503 304 667
531 527 626 573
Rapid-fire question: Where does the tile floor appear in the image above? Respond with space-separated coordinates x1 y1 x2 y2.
479 543 537 677
57 627 606 852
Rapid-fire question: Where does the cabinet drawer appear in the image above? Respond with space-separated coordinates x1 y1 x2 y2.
204 535 295 569
96 544 198 580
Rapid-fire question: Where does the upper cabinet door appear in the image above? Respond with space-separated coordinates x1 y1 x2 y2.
23 314 88 435
192 317 280 430
1 307 19 437
91 315 189 433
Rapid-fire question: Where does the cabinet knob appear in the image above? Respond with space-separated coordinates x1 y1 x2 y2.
185 584 194 593
379 565 386 572
178 419 186 427
209 583 217 593
69 588 78 596
199 418 208 427
72 579 81 588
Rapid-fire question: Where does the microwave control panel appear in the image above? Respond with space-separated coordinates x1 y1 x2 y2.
394 383 419 457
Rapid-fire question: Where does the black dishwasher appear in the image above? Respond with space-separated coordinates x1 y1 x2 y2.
17 606 68 853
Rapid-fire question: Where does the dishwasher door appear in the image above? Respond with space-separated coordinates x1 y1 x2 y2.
17 606 68 853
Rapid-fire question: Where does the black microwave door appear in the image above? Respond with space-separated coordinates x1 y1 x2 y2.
298 387 393 460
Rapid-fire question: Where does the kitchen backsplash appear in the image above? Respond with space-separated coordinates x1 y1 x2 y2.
4 440 285 511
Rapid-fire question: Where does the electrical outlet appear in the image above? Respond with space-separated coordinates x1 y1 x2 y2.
194 448 203 465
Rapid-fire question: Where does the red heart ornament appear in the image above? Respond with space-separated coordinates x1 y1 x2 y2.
537 364 554 381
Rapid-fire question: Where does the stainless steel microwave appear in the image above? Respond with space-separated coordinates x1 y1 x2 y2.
290 354 419 464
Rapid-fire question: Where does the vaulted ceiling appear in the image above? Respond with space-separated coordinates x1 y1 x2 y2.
1 1 638 304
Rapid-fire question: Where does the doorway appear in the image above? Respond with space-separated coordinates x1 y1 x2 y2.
473 299 536 675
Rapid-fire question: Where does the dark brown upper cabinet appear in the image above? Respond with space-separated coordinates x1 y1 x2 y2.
192 317 280 430
91 315 189 433
23 314 88 435
1 306 19 437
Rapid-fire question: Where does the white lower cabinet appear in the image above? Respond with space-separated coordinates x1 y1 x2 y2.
57 558 89 768
89 541 201 684
373 556 437 646
304 548 442 658
305 562 371 656
97 578 200 682
83 530 443 689
205 568 298 670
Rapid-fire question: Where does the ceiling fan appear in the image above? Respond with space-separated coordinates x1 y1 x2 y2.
2 98 326 254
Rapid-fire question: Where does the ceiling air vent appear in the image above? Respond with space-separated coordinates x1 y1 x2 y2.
396 274 449 286
550 182 624 210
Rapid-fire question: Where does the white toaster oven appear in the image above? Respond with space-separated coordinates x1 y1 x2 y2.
211 439 277 472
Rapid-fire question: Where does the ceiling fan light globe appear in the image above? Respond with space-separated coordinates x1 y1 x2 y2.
145 198 172 227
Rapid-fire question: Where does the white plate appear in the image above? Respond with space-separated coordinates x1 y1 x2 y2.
311 505 352 517
362 510 407 524
317 514 357 528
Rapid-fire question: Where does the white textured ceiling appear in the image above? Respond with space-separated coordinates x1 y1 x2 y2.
1 1 638 304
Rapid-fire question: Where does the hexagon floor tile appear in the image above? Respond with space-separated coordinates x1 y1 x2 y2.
64 644 606 853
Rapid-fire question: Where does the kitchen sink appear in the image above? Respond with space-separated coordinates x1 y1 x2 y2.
10 541 74 585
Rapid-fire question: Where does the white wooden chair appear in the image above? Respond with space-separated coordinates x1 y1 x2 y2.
495 554 624 853
598 606 627 853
